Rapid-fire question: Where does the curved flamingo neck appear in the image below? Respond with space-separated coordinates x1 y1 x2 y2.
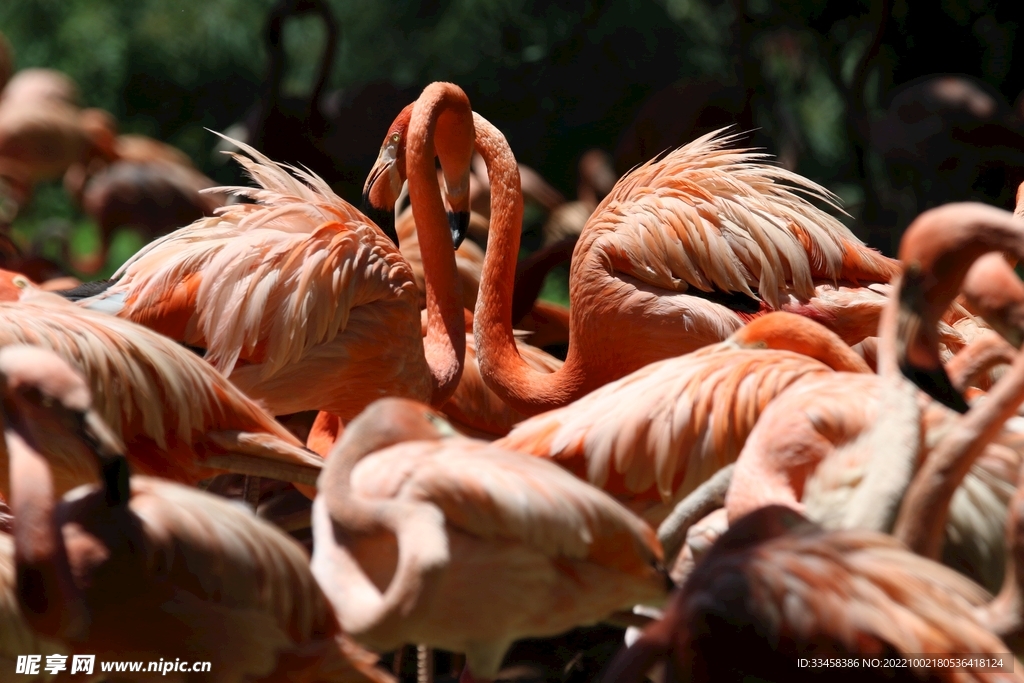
892 205 1024 557
407 84 469 406
472 113 586 415
900 204 1024 370
5 428 86 638
315 404 450 640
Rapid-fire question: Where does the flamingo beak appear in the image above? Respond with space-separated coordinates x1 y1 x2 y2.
896 294 969 414
443 169 471 249
80 409 130 506
362 139 404 247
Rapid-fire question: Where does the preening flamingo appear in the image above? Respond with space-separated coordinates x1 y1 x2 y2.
495 312 870 524
602 505 1022 683
310 398 668 680
0 272 322 497
71 114 468 419
0 345 393 683
365 84 900 415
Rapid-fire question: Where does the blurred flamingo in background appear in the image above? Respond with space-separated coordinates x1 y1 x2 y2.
62 109 225 274
0 345 392 683
310 398 668 681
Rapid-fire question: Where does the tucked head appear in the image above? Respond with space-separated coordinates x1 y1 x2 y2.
328 397 456 463
0 269 38 302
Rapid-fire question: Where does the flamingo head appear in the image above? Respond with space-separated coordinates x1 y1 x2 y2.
896 264 970 414
0 345 128 506
362 103 412 247
0 269 37 302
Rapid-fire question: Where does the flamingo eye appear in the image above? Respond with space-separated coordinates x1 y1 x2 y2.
391 133 401 143
12 276 27 289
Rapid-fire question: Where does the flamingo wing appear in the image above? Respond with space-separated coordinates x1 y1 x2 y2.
581 130 899 310
82 138 416 377
0 292 322 491
496 347 835 512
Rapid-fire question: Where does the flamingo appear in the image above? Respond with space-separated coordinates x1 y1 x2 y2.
0 271 322 498
607 238 1024 680
0 344 393 683
61 113 225 274
310 397 668 681
494 312 871 524
0 98 112 217
720 204 1024 591
602 505 1022 683
0 68 79 107
365 84 900 415
70 103 469 420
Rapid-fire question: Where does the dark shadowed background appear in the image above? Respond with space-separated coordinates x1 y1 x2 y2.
2 0 1023 269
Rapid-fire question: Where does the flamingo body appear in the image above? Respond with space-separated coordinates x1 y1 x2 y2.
311 399 667 679
78 141 434 419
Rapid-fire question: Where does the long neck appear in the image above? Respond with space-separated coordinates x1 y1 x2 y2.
316 425 448 642
894 347 1024 557
472 113 586 415
891 205 1024 555
837 280 926 531
6 429 86 638
407 85 469 406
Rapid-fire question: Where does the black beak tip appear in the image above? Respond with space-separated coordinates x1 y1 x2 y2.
448 210 470 249
901 361 970 414
102 455 131 508
362 196 400 247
